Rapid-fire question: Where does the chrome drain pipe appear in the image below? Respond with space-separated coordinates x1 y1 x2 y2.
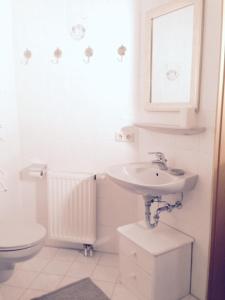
144 194 183 229
144 196 160 229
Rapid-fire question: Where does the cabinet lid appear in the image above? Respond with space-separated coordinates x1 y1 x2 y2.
117 222 194 256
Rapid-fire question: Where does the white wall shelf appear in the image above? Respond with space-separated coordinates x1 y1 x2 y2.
134 123 206 135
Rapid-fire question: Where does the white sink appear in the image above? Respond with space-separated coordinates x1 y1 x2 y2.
106 162 198 196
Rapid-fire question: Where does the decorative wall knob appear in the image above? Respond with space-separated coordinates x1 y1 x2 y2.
52 48 63 64
118 45 127 62
84 47 94 64
23 49 32 65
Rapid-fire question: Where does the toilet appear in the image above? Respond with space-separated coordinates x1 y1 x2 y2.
0 222 46 282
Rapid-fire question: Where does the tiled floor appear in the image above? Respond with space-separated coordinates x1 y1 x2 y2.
0 247 197 300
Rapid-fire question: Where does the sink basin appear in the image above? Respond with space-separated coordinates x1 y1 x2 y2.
106 162 198 196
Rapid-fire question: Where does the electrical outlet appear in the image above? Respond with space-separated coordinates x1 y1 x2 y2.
115 132 134 142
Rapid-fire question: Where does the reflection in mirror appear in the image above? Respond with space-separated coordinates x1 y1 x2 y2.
151 5 194 104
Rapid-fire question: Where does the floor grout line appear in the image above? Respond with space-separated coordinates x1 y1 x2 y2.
110 280 118 299
17 269 44 300
89 252 101 279
2 247 129 300
17 247 60 299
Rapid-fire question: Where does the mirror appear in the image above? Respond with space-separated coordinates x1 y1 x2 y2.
144 0 203 111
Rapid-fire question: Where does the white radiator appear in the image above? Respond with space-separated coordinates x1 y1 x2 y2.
47 172 96 245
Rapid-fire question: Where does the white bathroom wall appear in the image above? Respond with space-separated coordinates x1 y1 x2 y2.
12 0 140 252
0 0 22 221
138 0 222 299
10 0 221 297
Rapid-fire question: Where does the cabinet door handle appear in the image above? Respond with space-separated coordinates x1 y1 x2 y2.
129 251 137 257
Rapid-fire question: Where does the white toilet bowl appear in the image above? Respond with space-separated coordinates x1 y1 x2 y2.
0 223 46 282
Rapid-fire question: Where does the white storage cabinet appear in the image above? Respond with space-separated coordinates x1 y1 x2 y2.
118 222 194 300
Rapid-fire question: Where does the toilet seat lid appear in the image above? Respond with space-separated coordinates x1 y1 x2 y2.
0 223 46 250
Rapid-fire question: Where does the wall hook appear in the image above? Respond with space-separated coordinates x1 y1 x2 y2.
117 45 127 62
22 49 32 65
52 48 63 64
84 46 94 64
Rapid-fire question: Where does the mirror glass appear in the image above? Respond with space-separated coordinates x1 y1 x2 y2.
145 0 202 111
151 6 194 104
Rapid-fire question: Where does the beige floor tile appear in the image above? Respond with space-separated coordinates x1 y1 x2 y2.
16 257 50 272
43 259 71 276
30 273 63 292
67 261 96 278
92 265 119 283
19 289 45 300
3 270 38 289
54 248 79 262
98 253 119 267
36 247 58 259
76 251 101 264
0 285 24 300
92 279 115 298
111 284 140 300
57 276 86 288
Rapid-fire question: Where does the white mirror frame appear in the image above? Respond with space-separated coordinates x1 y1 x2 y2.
144 0 203 112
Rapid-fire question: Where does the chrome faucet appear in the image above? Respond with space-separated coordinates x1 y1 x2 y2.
149 152 168 170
